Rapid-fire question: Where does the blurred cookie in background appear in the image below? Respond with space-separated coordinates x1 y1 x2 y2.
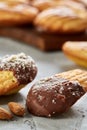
31 0 57 12
62 41 87 68
0 0 30 4
34 6 87 34
0 0 38 27
31 0 87 12
73 0 87 8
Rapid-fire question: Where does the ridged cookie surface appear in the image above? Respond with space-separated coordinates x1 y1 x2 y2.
34 6 87 33
27 75 85 117
56 69 87 91
0 53 37 95
62 41 87 67
0 1 38 26
31 0 86 11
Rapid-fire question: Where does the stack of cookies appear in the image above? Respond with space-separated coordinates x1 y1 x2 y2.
0 0 87 51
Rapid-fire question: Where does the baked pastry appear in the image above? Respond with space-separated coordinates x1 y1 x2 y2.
0 0 29 4
34 6 87 33
0 53 37 95
56 0 86 11
31 0 57 11
62 41 87 68
27 75 85 117
73 0 87 8
56 69 87 91
31 0 86 11
0 1 38 26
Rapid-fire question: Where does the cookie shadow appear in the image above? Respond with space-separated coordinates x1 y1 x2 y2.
0 92 25 105
60 64 86 72
52 108 81 120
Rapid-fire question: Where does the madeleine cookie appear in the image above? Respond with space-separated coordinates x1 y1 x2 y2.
31 0 86 12
31 0 57 11
62 41 87 67
27 75 85 117
0 53 37 95
34 6 87 33
56 69 87 91
0 1 38 26
74 0 87 8
0 0 29 4
55 0 86 11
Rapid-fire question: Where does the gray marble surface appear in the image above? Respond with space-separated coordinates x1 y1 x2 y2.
0 37 87 130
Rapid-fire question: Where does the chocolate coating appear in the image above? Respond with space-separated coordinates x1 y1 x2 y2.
27 76 85 117
0 53 37 84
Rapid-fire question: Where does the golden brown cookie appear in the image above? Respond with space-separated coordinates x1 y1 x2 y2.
0 53 37 95
56 69 87 91
57 0 86 11
31 0 86 12
73 0 87 8
0 1 38 26
0 0 29 4
31 0 57 11
34 6 87 33
62 41 87 67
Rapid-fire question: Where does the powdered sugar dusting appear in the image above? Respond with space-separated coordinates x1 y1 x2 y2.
27 75 85 117
32 76 85 99
0 53 37 84
32 76 67 92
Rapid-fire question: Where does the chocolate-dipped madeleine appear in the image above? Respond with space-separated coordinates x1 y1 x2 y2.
0 53 37 95
27 76 85 117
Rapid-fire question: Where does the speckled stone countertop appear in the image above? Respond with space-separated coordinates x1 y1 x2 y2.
0 37 87 130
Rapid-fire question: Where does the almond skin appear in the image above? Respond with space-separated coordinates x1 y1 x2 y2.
8 102 25 116
0 107 12 120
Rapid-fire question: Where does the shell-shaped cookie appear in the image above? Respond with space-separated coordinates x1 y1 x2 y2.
34 6 87 33
56 69 87 91
74 0 87 8
0 53 37 95
31 0 57 11
27 74 85 117
0 1 38 26
62 41 87 67
0 0 29 4
31 0 86 12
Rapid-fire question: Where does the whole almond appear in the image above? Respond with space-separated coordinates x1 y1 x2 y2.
0 107 12 120
8 102 25 116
